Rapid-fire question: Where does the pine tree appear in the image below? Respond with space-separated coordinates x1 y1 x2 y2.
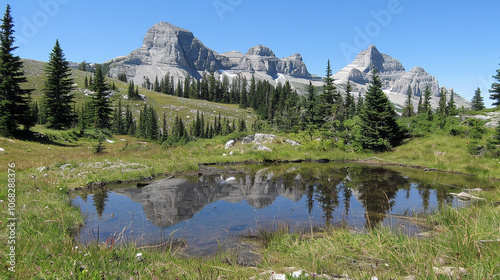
344 81 356 120
403 86 414 117
422 86 433 121
42 39 75 129
112 99 124 134
357 69 401 151
417 93 423 114
117 72 127 82
127 81 136 100
437 87 447 116
153 76 161 92
147 106 159 140
89 65 112 129
162 111 168 142
490 64 500 107
0 5 33 135
446 89 457 115
318 59 337 122
471 87 485 111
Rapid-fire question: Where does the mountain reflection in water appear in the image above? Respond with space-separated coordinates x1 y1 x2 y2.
73 163 482 254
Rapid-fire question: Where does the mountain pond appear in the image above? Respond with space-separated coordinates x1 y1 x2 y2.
71 162 492 255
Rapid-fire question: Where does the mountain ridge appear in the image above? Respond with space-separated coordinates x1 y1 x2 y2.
106 22 470 109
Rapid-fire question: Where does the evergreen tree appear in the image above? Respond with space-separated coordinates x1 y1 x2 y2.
0 5 33 135
112 99 124 134
344 81 356 120
147 106 159 140
176 79 183 97
437 87 447 116
184 75 191 99
403 86 414 117
42 39 75 129
471 87 485 111
124 103 135 135
446 89 457 115
162 111 168 142
417 93 423 114
117 72 127 82
318 59 337 122
238 118 247 132
153 76 161 92
89 65 112 129
490 63 500 107
355 92 364 116
357 69 401 151
78 61 89 72
127 81 136 100
422 86 433 120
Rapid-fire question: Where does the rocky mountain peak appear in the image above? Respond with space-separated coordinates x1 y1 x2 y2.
142 22 193 48
246 45 276 57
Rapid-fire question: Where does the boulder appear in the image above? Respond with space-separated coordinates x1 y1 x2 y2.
255 143 272 152
225 139 236 150
254 133 276 143
242 134 255 144
285 139 300 146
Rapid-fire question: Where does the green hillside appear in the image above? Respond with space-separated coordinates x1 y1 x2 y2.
21 59 258 126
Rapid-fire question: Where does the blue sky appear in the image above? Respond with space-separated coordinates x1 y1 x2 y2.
8 0 500 107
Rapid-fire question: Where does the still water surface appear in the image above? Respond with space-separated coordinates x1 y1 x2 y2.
72 162 489 254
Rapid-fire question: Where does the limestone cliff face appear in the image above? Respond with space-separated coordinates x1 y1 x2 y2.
107 22 311 86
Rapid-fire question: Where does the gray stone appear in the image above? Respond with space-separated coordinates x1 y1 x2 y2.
241 134 255 144
285 139 300 146
256 143 272 152
237 249 261 267
254 133 276 143
225 139 236 150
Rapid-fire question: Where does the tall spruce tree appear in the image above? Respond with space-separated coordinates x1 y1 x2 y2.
422 86 433 120
437 87 448 116
403 86 414 117
0 5 33 135
357 69 401 151
446 89 457 115
89 65 112 129
471 87 485 111
318 59 337 122
42 40 75 129
490 64 500 107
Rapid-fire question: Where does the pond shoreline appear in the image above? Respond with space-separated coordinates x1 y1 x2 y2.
78 157 496 192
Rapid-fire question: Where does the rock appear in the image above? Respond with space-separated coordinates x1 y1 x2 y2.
237 249 261 267
37 166 47 172
432 267 467 277
106 139 114 143
241 134 255 144
0 147 4 152
229 151 234 156
254 133 276 143
225 139 236 150
256 143 272 152
60 164 72 170
291 270 309 278
270 274 287 280
450 192 485 201
285 139 300 146
391 66 439 98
